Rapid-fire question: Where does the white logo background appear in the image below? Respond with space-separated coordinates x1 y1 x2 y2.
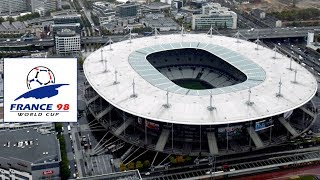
4 58 77 122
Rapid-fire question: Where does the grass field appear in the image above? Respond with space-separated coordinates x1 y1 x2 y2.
173 79 212 90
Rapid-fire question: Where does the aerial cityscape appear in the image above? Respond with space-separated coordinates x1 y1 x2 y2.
0 0 320 179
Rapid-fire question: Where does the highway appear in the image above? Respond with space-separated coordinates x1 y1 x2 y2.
0 26 319 48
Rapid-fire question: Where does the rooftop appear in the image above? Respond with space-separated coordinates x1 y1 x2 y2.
0 21 26 32
84 34 317 125
0 128 59 164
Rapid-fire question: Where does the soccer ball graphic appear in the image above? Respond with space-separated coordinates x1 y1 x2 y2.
27 66 55 89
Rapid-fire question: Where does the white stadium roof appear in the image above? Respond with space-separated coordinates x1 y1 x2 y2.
84 34 317 125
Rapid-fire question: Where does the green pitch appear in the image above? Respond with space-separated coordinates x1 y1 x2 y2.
173 79 213 90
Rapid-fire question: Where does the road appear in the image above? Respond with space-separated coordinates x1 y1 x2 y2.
0 26 319 48
62 122 78 178
76 0 94 30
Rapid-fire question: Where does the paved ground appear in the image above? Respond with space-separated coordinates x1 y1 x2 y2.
75 69 114 178
84 154 113 176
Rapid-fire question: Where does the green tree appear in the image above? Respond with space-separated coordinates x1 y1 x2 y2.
0 17 4 23
55 122 62 133
6 17 15 24
185 156 192 162
17 12 40 21
169 156 177 164
143 160 150 168
57 135 70 179
127 162 135 170
135 161 143 169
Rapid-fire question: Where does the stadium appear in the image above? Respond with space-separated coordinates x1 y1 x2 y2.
83 33 317 157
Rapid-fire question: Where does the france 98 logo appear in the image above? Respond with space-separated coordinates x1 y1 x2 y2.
14 66 68 102
4 58 77 122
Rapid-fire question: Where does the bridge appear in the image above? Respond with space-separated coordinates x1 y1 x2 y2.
0 26 318 48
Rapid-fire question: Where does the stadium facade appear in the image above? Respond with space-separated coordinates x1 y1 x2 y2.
83 34 317 156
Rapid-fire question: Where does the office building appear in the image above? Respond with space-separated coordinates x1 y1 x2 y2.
118 2 139 17
52 23 81 35
53 14 82 24
30 0 61 15
192 3 237 30
0 0 28 15
141 13 179 31
92 2 116 25
55 29 81 55
0 128 60 179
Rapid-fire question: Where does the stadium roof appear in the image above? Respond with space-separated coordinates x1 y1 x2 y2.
84 34 317 125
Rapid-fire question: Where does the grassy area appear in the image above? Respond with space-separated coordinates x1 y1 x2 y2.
173 79 211 90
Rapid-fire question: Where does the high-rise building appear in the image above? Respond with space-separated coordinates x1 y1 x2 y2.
55 29 81 55
192 3 237 30
30 0 61 15
118 2 139 17
0 0 28 14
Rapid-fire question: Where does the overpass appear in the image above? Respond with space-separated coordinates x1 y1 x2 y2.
0 26 318 48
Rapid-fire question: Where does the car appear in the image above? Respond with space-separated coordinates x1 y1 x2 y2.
145 172 150 176
73 173 77 178
68 165 71 170
6 39 10 42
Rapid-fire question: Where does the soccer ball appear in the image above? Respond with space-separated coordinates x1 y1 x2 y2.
27 66 55 89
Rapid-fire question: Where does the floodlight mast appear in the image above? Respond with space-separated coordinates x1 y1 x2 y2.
109 39 113 51
273 46 278 59
163 90 170 108
130 79 137 98
113 69 119 85
255 38 261 50
207 92 216 111
292 68 298 83
181 25 185 37
276 78 283 97
246 88 254 106
154 27 158 39
100 49 104 62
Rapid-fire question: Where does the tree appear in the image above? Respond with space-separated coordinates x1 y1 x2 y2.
6 17 15 24
17 12 40 21
78 56 84 69
0 17 4 23
185 156 192 162
143 160 150 168
55 122 62 132
176 156 185 164
169 156 177 164
120 163 127 171
135 161 143 169
127 162 135 170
